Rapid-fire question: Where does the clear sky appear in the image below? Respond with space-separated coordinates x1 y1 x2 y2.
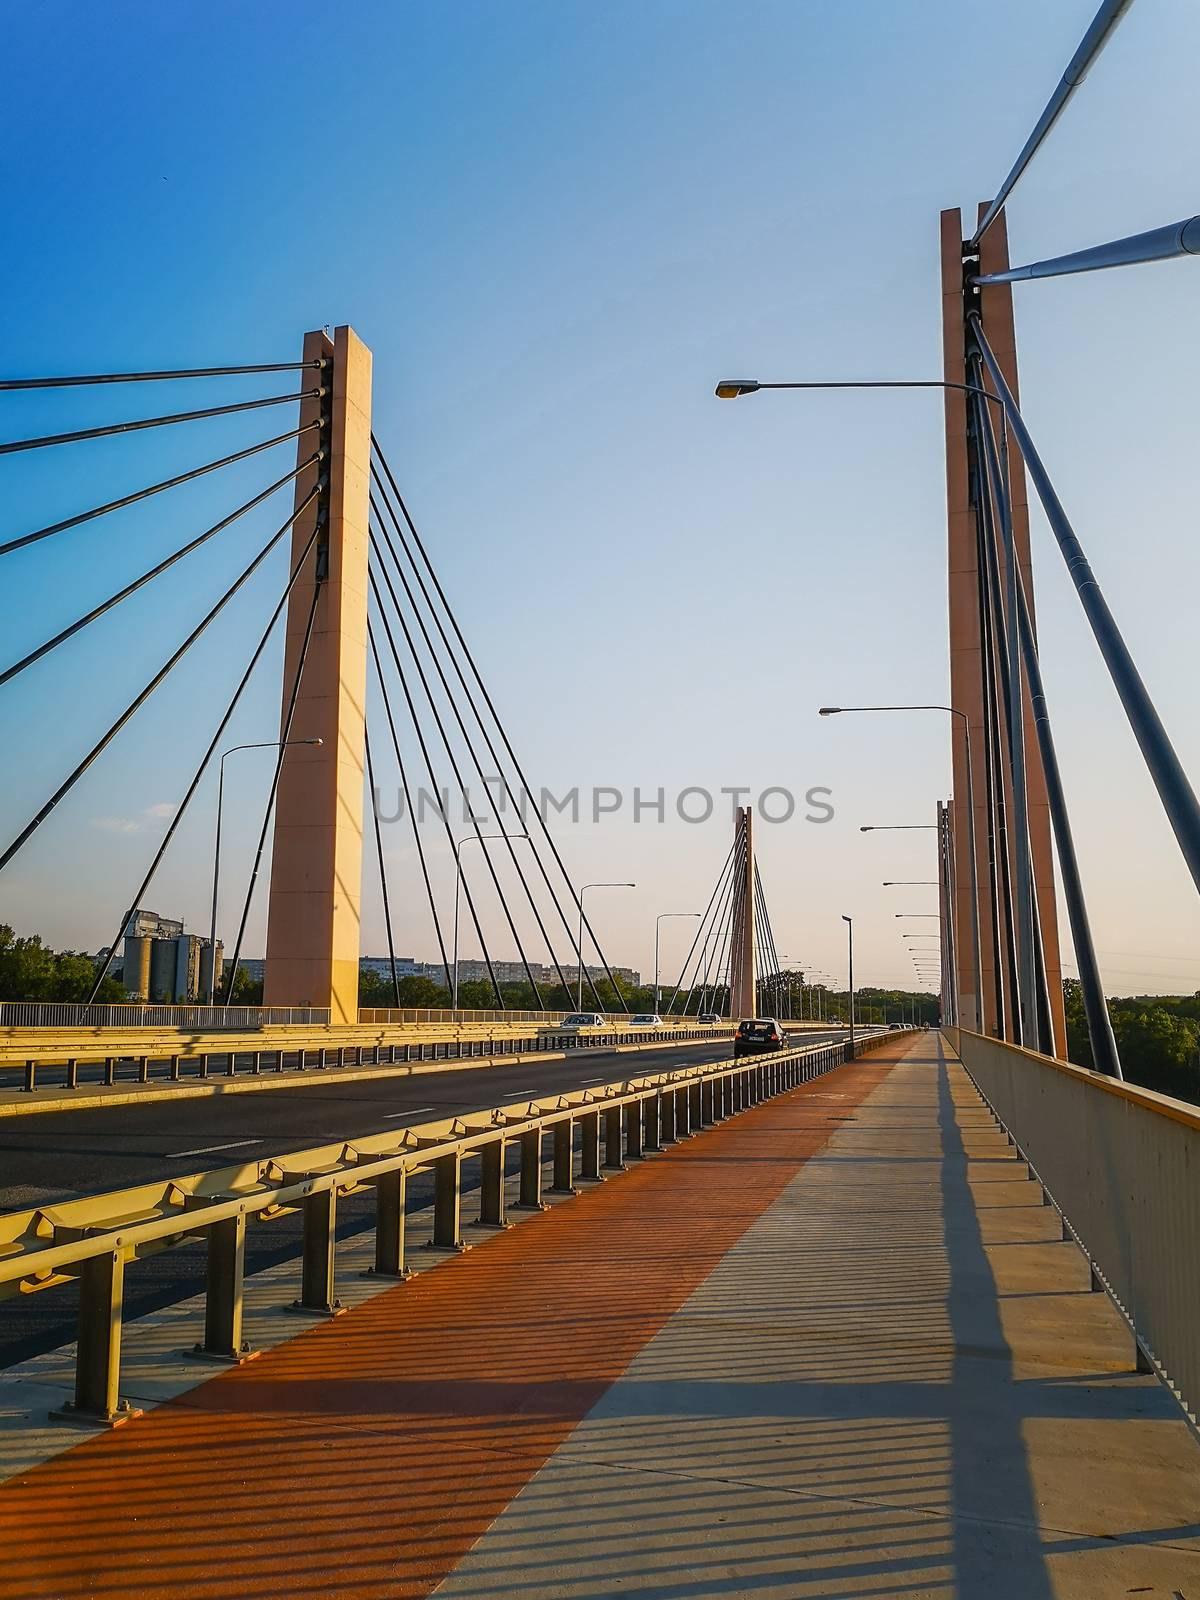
2 0 1198 998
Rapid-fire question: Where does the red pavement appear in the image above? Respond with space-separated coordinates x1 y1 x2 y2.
0 1044 906 1600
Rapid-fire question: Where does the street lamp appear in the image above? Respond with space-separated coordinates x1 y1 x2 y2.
841 915 854 1052
859 824 938 833
209 738 322 1004
820 705 985 1036
576 883 635 1009
452 831 531 1010
715 377 1006 405
883 881 938 887
654 912 700 1013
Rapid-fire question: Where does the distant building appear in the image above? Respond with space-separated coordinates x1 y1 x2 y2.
360 955 426 981
122 909 219 1003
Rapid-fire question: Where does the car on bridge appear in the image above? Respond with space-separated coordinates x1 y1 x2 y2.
557 1013 609 1031
629 1013 663 1027
697 1013 723 1024
733 1017 789 1057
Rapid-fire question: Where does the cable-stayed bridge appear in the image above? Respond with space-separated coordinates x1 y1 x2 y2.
3 3 1200 1593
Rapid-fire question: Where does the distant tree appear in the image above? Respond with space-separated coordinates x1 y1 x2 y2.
226 965 263 1005
0 924 123 1003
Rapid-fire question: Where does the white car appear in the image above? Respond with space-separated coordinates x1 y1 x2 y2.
629 1013 663 1027
557 1012 608 1031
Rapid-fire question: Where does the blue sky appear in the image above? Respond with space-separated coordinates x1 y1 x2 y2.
2 0 1198 996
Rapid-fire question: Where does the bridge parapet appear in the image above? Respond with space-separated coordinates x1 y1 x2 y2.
945 1026 1200 1424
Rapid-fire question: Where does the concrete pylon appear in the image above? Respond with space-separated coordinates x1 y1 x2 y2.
728 805 756 1019
941 208 1066 1053
263 326 372 1023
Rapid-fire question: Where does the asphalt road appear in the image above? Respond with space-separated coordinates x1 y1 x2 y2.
0 1029 848 1365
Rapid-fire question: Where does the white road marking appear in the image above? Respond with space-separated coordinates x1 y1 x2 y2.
172 1138 261 1159
581 1077 607 1084
383 1107 435 1119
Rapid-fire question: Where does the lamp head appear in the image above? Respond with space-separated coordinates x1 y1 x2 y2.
818 707 842 716
714 379 760 399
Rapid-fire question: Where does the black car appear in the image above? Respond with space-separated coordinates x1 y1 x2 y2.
733 1017 789 1057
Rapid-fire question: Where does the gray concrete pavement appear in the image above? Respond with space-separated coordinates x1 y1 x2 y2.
432 1032 1200 1598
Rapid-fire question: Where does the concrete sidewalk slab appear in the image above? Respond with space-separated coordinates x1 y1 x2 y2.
0 1042 896 1598
433 1035 1200 1598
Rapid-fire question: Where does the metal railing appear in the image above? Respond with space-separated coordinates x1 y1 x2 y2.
4 1023 737 1095
0 1029 910 1424
945 1026 1200 1425
0 1002 331 1029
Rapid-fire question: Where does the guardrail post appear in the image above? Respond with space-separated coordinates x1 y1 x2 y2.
103 1056 117 1086
370 1169 412 1276
195 1214 253 1361
478 1138 511 1225
688 1080 703 1130
660 1087 677 1143
65 1058 79 1090
550 1119 577 1194
515 1128 548 1210
23 1060 36 1092
579 1111 602 1181
624 1100 644 1160
603 1105 625 1170
699 1078 714 1127
293 1189 342 1314
53 1249 139 1426
431 1152 467 1248
643 1092 662 1151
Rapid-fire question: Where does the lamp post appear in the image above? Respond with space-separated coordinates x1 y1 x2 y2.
821 705 986 1037
209 738 322 1004
654 912 700 1013
452 832 530 1010
576 883 635 1009
842 915 855 1052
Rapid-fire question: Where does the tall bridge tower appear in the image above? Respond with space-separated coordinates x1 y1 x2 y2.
728 805 757 1019
941 209 1066 1053
263 327 373 1023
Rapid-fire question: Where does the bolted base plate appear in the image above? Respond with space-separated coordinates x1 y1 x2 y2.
50 1398 143 1431
288 1299 346 1317
187 1343 259 1366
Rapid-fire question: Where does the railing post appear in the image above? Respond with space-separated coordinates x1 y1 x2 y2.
699 1078 714 1127
660 1086 677 1144
431 1152 467 1249
515 1128 548 1210
65 1058 78 1090
54 1249 140 1426
687 1080 702 1130
23 1060 36 1093
293 1189 342 1314
478 1138 510 1225
370 1169 412 1276
550 1119 577 1194
643 1092 662 1151
625 1100 644 1160
579 1111 603 1181
104 1056 117 1086
603 1105 625 1170
195 1214 253 1361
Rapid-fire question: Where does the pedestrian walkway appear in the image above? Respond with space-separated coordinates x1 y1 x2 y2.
2 1034 1199 1598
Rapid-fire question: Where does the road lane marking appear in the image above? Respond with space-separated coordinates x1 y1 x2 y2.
171 1138 261 1159
383 1107 435 1119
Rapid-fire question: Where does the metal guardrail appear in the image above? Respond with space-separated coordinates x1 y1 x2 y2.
0 1002 331 1029
0 1030 910 1425
6 1024 739 1094
945 1026 1200 1425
